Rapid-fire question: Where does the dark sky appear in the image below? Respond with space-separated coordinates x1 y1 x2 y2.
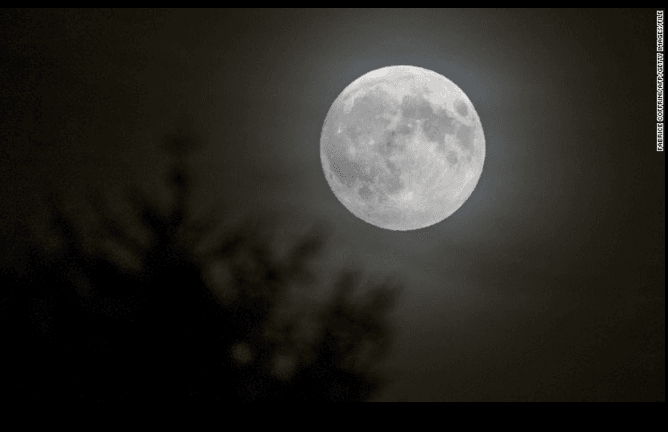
1 8 664 401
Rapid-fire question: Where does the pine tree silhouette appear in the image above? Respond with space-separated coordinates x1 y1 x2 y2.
1 126 401 402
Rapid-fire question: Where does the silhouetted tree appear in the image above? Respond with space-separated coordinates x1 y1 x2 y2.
0 127 401 402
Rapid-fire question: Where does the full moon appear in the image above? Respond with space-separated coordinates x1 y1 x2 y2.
320 65 485 231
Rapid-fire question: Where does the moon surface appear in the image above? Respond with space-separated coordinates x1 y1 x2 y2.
320 65 485 231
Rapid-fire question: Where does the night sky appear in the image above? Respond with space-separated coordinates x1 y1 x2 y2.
1 8 664 401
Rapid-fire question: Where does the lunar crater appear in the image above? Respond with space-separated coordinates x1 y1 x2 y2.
321 66 485 230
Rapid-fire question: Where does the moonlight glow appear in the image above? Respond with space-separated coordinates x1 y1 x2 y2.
320 65 486 230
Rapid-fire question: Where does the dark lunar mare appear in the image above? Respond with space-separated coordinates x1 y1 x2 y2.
383 91 468 169
398 92 472 167
454 99 469 117
325 86 473 204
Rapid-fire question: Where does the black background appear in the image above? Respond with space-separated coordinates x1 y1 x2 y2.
1 8 664 401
